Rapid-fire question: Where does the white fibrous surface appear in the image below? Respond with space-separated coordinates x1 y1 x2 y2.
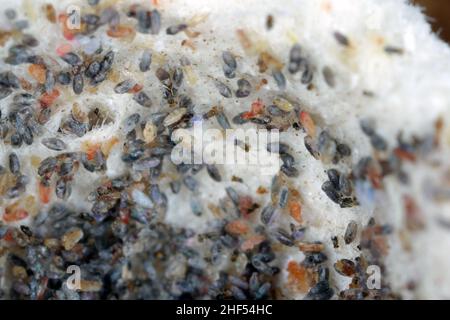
1 0 450 299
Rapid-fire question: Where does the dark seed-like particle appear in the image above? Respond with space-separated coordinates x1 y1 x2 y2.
155 67 170 81
57 71 71 85
236 79 251 98
280 153 295 167
272 70 286 90
215 80 232 98
384 46 404 55
170 181 181 194
9 152 20 175
304 281 334 300
190 198 202 216
339 174 352 196
225 187 240 206
337 143 351 157
303 252 328 267
360 118 376 136
321 180 340 204
55 177 71 199
344 220 358 244
22 34 39 47
85 61 101 78
41 138 67 151
5 8 17 20
45 70 55 93
327 169 340 189
261 204 276 225
322 66 335 87
331 236 339 248
334 259 356 276
206 164 221 182
301 64 313 84
370 134 387 151
133 91 152 108
0 87 12 100
150 10 161 34
61 52 82 66
183 175 198 192
172 67 184 87
288 44 302 74
278 187 289 208
334 31 349 46
222 51 237 78
216 111 231 130
114 79 134 94
72 73 83 95
38 157 57 176
281 165 299 177
139 50 152 72
274 228 295 246
267 142 289 154
230 286 246 300
166 23 187 35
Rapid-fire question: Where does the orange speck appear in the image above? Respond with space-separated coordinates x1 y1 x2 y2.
101 137 119 156
3 208 29 223
241 111 254 120
38 182 51 204
107 25 135 38
56 43 73 56
39 89 60 108
28 64 46 84
250 99 264 115
238 196 254 216
129 83 143 93
3 229 14 242
289 201 302 223
240 234 265 252
300 111 316 137
287 260 309 292
225 220 249 236
85 143 101 161
394 147 416 162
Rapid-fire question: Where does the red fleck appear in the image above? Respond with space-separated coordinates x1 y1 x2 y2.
107 25 135 38
56 43 73 56
3 208 29 223
238 195 254 216
394 147 416 162
129 83 143 93
3 229 15 242
39 182 51 204
287 260 310 292
250 99 264 115
289 201 302 223
240 234 265 251
39 89 60 108
225 220 249 236
299 111 316 137
403 195 425 230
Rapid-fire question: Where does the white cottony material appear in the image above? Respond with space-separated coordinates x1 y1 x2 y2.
1 0 450 299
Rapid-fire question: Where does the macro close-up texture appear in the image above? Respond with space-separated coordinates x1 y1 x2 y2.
1 0 450 300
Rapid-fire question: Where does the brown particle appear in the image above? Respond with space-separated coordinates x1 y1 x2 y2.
62 228 84 251
44 4 56 23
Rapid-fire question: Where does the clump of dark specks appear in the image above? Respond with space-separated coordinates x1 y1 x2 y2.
9 152 20 175
133 91 152 108
321 169 357 208
359 118 388 151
